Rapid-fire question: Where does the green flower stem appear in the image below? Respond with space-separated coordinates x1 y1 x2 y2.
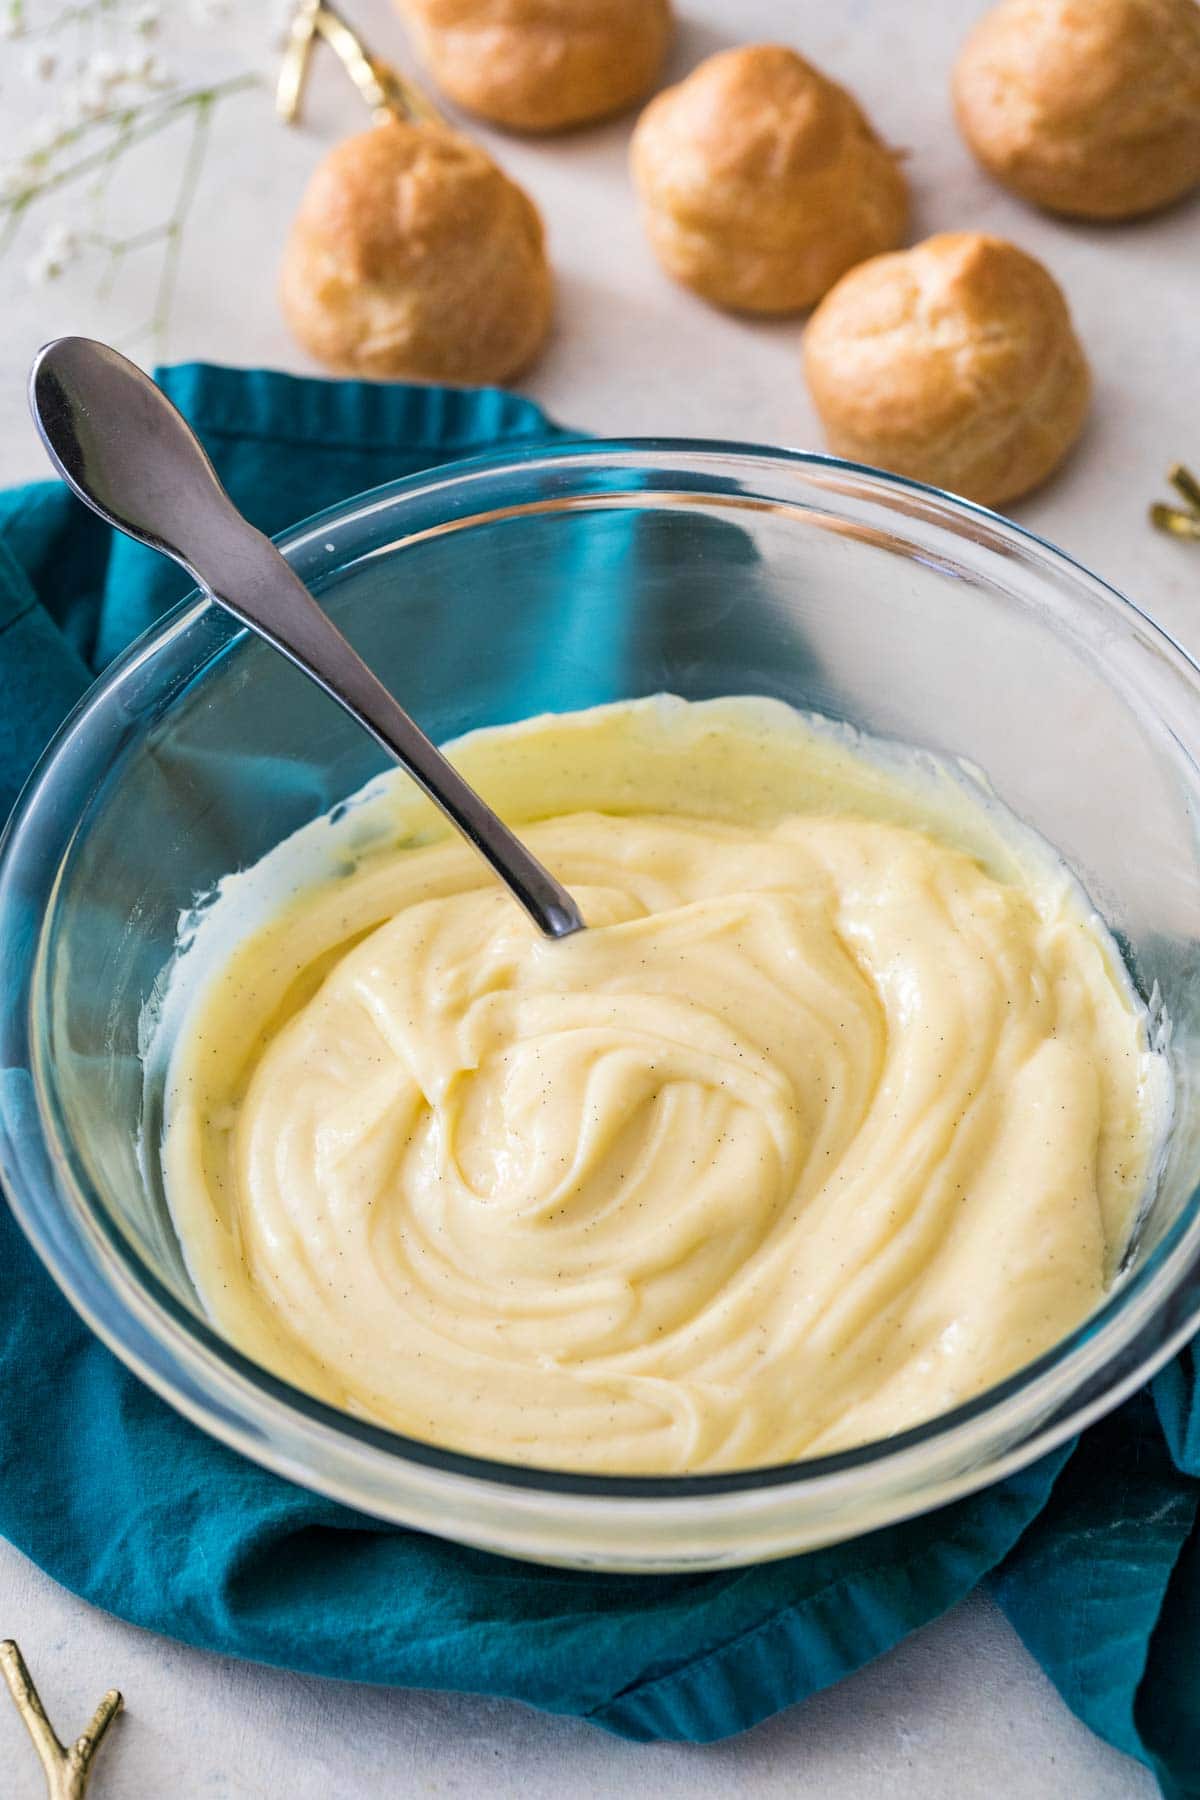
1 73 259 215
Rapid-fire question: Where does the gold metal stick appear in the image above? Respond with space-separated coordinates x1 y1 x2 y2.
0 1641 122 1800
1151 503 1200 540
276 0 321 125
276 0 442 128
1150 463 1200 542
1169 462 1200 516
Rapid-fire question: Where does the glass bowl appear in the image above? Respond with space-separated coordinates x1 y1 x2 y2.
2 442 1199 1573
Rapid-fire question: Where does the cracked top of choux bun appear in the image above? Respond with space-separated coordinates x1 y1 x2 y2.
631 44 908 314
280 119 552 384
803 232 1091 507
954 0 1200 220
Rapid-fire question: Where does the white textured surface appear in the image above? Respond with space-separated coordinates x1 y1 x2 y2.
0 1544 1157 1800
0 0 1194 1793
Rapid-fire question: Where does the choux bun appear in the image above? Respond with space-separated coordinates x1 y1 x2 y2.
280 119 552 384
953 0 1200 220
395 0 673 134
803 233 1090 508
630 44 908 315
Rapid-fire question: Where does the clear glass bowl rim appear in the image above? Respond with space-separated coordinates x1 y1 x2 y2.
4 438 1200 1548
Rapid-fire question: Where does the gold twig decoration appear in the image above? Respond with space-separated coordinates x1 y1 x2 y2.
0 1640 122 1800
1150 463 1200 542
277 0 442 128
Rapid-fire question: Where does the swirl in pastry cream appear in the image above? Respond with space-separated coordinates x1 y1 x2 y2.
161 698 1166 1474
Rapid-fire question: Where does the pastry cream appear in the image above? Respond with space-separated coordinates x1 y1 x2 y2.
161 697 1167 1474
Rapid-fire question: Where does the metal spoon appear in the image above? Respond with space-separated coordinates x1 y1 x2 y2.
29 336 585 939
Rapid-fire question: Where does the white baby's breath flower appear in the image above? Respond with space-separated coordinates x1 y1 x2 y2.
120 44 155 83
22 45 55 83
43 222 78 258
87 49 121 89
26 115 64 154
140 50 175 88
25 221 78 286
3 31 254 337
60 73 109 121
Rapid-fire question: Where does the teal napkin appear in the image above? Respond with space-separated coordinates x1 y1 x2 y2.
1 365 1197 1792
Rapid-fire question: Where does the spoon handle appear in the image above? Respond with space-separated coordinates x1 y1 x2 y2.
205 516 585 937
29 337 584 940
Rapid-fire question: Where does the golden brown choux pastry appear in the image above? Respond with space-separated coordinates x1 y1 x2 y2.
395 0 674 133
280 119 552 384
802 233 1090 508
953 0 1200 220
629 44 908 315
